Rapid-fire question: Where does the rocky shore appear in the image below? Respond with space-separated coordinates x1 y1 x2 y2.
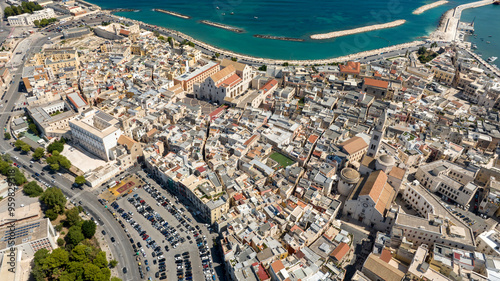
253 35 304 42
310 20 406 40
199 20 245 33
153 9 191 19
413 1 449 15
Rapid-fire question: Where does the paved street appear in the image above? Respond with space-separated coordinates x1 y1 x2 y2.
0 34 138 280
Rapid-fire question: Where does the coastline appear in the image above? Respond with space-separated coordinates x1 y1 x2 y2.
310 20 407 40
83 0 494 65
413 1 449 15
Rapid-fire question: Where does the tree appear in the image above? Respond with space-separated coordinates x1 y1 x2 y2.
66 225 85 246
13 169 26 185
50 163 60 171
231 57 238 62
40 187 66 213
109 259 118 268
14 139 25 149
4 6 14 17
45 208 58 220
93 251 108 268
21 143 31 153
65 207 81 227
57 238 65 247
33 147 45 160
47 140 64 153
23 181 43 197
167 37 173 48
74 175 86 185
29 123 39 135
4 132 10 140
215 53 220 58
431 42 438 49
258 65 267 71
81 220 96 239
282 62 289 66
34 20 40 27
418 46 427 55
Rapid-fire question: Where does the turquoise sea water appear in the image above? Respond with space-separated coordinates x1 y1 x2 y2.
87 0 493 60
461 4 500 68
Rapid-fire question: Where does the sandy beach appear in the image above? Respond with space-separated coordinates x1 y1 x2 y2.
413 1 449 15
310 20 406 40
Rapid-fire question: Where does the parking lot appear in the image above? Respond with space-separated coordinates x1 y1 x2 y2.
105 171 220 281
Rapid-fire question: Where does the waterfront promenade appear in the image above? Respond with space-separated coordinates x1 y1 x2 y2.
413 0 449 15
91 0 496 68
310 20 406 40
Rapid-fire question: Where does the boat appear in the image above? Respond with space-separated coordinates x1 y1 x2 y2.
488 56 498 63
216 6 220 9
230 12 234 15
487 41 491 44
254 16 258 19
221 13 225 16
489 35 492 37
494 0 500 5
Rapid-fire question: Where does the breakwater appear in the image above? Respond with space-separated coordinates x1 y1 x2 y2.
153 9 191 19
413 1 449 15
253 35 304 42
106 8 139 13
310 20 406 40
199 20 245 33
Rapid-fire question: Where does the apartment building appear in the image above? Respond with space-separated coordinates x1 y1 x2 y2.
69 109 123 161
7 8 55 26
415 160 477 206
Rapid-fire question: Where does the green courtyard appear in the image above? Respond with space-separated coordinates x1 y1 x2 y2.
269 152 295 168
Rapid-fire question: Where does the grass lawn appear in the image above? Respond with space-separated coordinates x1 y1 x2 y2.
270 152 295 168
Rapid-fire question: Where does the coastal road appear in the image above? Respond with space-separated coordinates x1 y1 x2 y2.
0 33 139 281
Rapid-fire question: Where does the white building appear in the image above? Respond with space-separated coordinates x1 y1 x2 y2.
397 182 476 251
343 170 397 232
8 8 56 26
194 59 253 104
476 229 500 257
69 109 123 161
415 160 477 206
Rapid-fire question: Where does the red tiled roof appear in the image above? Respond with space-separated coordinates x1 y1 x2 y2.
339 61 361 74
330 242 349 261
243 134 258 146
260 79 278 93
364 78 389 89
256 263 270 280
308 135 319 143
380 248 392 263
270 260 285 273
217 73 242 88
